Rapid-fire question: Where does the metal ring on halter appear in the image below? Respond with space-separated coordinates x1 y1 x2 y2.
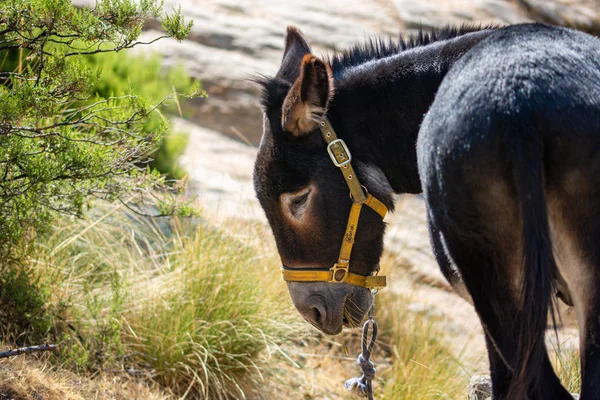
349 185 369 202
370 266 382 297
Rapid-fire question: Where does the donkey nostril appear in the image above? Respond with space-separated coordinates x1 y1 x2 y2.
309 306 324 327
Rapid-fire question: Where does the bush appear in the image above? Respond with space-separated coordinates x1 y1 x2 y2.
124 225 296 398
82 50 199 179
149 130 190 180
0 0 195 255
0 260 52 344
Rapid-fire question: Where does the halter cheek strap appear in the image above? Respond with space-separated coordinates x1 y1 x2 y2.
280 117 388 289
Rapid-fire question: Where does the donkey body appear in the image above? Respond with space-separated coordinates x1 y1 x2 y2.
253 23 600 399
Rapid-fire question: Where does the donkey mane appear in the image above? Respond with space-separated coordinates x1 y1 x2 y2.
328 24 498 73
256 24 498 110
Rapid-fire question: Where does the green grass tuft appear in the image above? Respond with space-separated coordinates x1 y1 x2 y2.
123 223 300 399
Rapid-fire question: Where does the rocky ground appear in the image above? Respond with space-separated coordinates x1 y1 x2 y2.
75 0 597 382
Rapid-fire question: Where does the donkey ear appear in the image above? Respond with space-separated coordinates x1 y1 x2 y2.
281 55 334 136
277 26 312 82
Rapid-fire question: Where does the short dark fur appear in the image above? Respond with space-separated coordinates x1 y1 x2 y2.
254 23 600 399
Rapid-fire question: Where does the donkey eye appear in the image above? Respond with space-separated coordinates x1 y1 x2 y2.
291 191 310 208
281 187 312 220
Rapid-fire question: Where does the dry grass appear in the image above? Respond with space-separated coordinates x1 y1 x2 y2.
375 291 471 399
0 352 168 400
120 222 307 399
2 202 583 399
552 345 581 394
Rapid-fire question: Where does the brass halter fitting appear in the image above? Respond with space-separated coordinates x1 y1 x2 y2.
280 117 388 290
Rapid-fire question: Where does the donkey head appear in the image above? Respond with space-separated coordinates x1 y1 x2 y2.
253 27 393 334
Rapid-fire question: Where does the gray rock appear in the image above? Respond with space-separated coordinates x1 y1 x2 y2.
393 0 528 29
407 302 444 318
518 0 599 35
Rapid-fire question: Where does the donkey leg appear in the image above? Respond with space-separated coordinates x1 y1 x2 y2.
573 226 600 399
543 143 600 400
549 196 600 399
436 227 569 400
555 231 600 400
580 299 600 399
423 159 572 400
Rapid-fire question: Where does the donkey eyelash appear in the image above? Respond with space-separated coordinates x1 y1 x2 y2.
291 191 310 208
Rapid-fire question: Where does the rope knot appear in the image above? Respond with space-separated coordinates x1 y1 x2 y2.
345 317 379 399
357 354 376 380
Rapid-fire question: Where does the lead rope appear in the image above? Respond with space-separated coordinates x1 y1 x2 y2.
345 291 379 399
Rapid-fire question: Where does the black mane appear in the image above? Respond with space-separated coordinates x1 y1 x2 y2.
256 24 498 110
328 24 498 74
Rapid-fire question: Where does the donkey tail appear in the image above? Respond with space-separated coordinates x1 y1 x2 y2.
507 132 557 399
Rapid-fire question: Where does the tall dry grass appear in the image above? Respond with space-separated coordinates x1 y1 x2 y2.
552 342 581 394
28 203 309 399
374 291 471 399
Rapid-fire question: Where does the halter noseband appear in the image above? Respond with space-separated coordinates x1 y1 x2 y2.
280 118 388 289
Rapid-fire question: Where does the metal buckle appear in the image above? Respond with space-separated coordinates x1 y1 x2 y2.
330 263 349 283
326 139 352 167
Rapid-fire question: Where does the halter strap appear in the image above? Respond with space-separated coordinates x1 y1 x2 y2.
280 117 388 289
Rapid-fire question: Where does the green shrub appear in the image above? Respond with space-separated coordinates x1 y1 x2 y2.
1 44 196 181
124 225 297 398
82 50 198 179
0 0 195 255
146 127 190 180
0 260 52 344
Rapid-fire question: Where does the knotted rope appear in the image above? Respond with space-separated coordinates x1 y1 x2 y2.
345 299 379 399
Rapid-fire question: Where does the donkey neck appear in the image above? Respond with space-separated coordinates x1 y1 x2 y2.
328 29 495 194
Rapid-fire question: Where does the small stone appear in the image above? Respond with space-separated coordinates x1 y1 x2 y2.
468 375 492 400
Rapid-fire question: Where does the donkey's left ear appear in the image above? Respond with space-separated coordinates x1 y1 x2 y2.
282 54 334 136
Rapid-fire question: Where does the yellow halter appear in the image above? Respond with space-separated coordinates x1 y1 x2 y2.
280 118 388 289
